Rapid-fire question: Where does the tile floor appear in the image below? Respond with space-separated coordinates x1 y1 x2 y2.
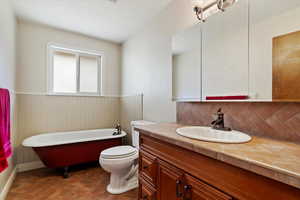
6 163 138 200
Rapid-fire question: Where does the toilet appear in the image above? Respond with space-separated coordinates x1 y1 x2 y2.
99 120 155 194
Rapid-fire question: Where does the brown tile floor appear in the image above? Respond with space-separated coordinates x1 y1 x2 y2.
6 164 138 200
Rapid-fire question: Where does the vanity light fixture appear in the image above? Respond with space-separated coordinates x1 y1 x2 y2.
191 0 238 22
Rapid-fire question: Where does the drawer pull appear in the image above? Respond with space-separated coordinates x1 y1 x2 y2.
143 165 149 170
142 195 148 200
176 180 183 197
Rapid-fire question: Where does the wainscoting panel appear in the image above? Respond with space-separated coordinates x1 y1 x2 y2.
16 94 121 164
177 102 300 143
120 95 143 145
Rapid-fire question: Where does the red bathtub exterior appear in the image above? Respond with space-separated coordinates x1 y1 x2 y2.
33 138 122 168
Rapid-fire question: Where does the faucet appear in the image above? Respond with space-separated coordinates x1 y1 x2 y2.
211 108 231 131
113 124 122 135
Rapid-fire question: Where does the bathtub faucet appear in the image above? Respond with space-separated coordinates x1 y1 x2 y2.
113 124 122 135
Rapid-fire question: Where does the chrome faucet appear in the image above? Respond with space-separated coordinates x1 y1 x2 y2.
211 108 231 131
113 124 122 135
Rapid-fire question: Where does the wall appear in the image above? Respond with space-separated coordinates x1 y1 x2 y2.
122 0 198 123
17 20 121 95
120 95 143 145
0 0 17 197
16 20 122 164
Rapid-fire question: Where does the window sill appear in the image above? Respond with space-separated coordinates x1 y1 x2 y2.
47 92 102 97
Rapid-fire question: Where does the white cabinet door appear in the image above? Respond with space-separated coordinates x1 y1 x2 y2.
202 0 249 100
172 25 202 101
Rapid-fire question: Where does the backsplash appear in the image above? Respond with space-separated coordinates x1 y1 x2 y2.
177 102 300 143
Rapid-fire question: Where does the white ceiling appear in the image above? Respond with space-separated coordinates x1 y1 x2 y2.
12 0 173 43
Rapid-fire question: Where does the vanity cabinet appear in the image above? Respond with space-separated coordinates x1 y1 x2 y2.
138 131 300 200
140 149 231 200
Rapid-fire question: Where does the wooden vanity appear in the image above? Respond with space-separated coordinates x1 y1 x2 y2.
136 124 300 200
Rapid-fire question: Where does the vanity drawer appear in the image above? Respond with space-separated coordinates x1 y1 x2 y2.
140 150 158 187
139 180 157 200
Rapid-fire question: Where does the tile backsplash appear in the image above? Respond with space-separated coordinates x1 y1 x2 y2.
177 102 300 143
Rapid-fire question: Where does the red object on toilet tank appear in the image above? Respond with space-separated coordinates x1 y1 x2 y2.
33 138 122 168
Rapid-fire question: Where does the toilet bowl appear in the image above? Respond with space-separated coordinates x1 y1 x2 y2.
99 120 155 194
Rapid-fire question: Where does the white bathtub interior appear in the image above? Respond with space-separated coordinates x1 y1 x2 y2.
22 129 126 147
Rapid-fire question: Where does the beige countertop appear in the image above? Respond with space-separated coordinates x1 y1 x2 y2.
135 123 300 189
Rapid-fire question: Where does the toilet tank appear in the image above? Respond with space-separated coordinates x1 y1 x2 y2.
131 121 155 149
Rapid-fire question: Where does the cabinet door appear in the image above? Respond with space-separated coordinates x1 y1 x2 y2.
183 174 233 200
172 25 202 101
158 160 185 200
202 0 249 100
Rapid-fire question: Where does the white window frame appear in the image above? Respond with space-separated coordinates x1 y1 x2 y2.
47 43 103 96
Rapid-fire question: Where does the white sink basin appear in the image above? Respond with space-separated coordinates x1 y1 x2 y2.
176 126 252 144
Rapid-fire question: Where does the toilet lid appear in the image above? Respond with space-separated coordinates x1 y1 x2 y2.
101 146 137 159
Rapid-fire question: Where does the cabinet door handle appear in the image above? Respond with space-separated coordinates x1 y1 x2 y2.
183 185 192 200
184 185 192 190
176 180 183 198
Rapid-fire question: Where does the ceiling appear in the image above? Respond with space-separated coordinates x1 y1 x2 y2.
12 0 173 43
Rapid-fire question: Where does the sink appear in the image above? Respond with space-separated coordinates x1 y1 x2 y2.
176 126 252 144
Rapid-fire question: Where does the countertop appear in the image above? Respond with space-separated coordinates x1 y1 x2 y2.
135 123 300 189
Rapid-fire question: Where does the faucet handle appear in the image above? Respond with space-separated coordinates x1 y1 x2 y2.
217 108 222 113
115 123 121 129
212 108 222 119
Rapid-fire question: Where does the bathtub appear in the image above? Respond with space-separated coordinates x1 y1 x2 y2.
23 129 126 177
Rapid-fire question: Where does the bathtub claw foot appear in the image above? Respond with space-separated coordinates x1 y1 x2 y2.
63 166 69 178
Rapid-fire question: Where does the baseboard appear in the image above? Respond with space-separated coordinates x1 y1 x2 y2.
17 161 45 173
0 167 17 200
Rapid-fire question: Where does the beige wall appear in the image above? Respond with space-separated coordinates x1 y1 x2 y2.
0 0 17 196
120 95 143 145
122 0 198 123
16 21 123 164
17 20 122 95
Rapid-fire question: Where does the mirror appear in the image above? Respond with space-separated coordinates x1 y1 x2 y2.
249 0 300 101
172 25 202 101
202 0 249 101
172 0 300 102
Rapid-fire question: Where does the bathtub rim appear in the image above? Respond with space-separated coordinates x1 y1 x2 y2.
22 129 126 148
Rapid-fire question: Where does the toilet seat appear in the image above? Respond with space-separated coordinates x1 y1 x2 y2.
100 146 138 159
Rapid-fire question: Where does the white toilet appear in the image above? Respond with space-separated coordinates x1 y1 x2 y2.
99 120 155 194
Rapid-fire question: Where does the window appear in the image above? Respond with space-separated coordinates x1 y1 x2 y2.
47 43 102 96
